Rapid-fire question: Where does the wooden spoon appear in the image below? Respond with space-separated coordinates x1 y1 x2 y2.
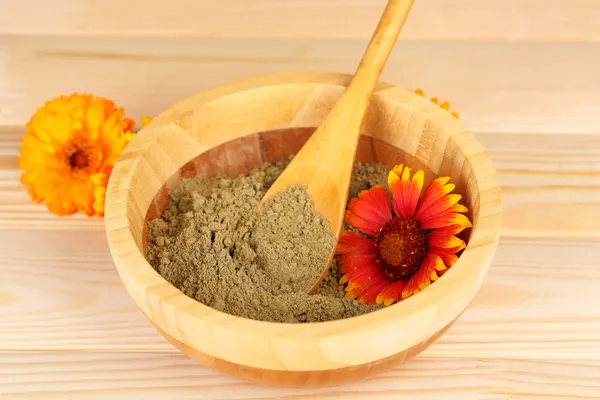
258 0 416 293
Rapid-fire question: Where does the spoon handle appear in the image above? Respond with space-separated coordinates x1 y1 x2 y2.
257 0 415 295
335 0 415 125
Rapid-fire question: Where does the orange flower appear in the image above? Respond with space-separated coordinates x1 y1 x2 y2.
18 93 142 217
336 165 472 306
414 88 460 119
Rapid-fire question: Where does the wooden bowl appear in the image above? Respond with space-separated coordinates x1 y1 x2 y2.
104 72 502 388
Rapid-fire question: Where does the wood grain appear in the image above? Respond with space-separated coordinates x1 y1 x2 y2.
3 127 598 238
2 37 600 134
1 0 599 43
2 225 599 359
2 0 599 392
1 352 598 399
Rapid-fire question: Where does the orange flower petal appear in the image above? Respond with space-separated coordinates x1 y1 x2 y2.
419 193 461 218
346 273 387 303
414 176 454 220
402 253 445 299
345 186 392 236
427 225 466 249
91 172 108 187
344 269 379 292
338 253 378 276
413 89 460 120
345 210 379 236
420 212 472 230
336 230 376 256
417 196 469 229
447 203 469 214
388 165 424 218
429 247 460 268
86 99 105 140
93 186 107 216
141 115 152 127
375 280 407 306
19 93 133 218
416 182 462 223
357 277 390 305
430 224 470 237
339 255 381 290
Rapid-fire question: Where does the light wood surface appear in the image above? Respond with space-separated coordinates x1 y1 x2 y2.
2 148 599 395
2 37 600 133
1 0 599 43
260 0 415 293
2 0 600 397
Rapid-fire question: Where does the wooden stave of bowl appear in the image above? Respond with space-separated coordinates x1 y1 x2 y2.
104 72 502 388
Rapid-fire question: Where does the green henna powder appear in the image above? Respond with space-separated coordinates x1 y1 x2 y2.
146 157 390 323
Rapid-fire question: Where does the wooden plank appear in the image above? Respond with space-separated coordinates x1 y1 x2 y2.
1 351 598 399
1 221 599 359
2 126 599 237
0 227 170 351
476 132 600 238
0 0 599 43
2 37 600 133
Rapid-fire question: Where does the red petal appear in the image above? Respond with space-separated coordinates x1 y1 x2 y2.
375 280 408 306
357 277 390 305
417 193 461 221
358 186 392 222
346 274 387 303
344 210 380 236
415 177 454 220
403 168 424 218
430 224 470 238
419 212 472 230
336 230 376 256
429 247 460 267
402 253 445 299
447 203 469 214
344 186 391 235
388 165 424 218
388 165 404 216
427 227 466 249
338 253 378 275
338 254 380 284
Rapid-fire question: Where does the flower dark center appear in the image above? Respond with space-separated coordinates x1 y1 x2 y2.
64 138 102 177
69 150 89 169
375 217 427 281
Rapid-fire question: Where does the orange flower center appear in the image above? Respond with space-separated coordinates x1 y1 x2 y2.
64 137 102 178
69 150 89 169
375 217 427 281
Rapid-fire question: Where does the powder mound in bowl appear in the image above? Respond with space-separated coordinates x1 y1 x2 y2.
146 157 387 323
252 185 335 292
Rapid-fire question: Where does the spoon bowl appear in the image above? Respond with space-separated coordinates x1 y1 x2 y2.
259 0 416 292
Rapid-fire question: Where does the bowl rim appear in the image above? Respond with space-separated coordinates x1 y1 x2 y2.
105 71 502 371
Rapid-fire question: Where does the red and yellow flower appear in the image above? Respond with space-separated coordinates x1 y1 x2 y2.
336 165 472 306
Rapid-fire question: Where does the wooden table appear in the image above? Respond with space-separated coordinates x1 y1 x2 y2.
1 1 600 398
